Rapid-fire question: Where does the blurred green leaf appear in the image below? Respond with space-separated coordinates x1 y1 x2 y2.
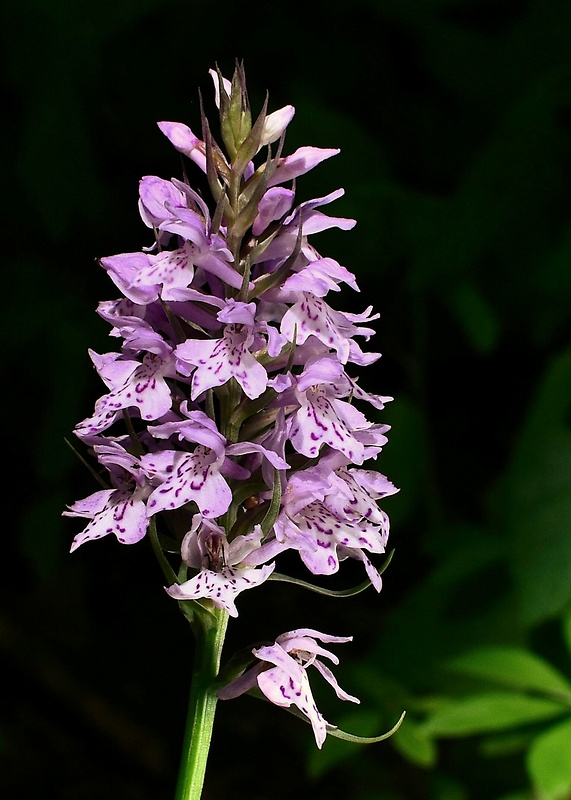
430 774 468 800
479 731 531 758
392 714 437 767
397 57 571 356
421 692 568 737
526 716 571 800
563 610 571 660
375 395 430 525
532 224 571 345
489 349 571 625
372 528 521 691
512 350 571 459
307 709 381 778
447 280 500 354
447 646 571 700
512 487 571 626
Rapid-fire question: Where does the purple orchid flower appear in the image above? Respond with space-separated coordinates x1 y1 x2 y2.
63 439 153 551
217 628 359 748
166 517 276 617
175 300 269 400
142 406 288 519
75 337 177 439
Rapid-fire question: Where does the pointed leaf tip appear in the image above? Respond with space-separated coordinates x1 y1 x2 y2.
326 710 406 744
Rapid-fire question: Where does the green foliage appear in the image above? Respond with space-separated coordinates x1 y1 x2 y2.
563 611 571 656
491 350 571 625
421 693 568 737
495 793 533 800
447 281 500 355
526 717 571 800
447 646 571 700
411 617 571 800
307 710 387 778
391 715 437 768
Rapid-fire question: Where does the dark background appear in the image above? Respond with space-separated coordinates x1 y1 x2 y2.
2 1 571 798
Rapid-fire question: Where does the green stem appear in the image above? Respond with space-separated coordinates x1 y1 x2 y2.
174 608 229 800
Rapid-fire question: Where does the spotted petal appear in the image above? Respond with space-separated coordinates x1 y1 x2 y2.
166 562 274 617
130 244 196 301
65 488 148 551
145 448 231 519
176 327 267 400
282 293 368 364
76 352 174 437
289 386 368 464
274 501 386 577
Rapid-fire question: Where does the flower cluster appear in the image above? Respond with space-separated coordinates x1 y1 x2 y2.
64 64 397 747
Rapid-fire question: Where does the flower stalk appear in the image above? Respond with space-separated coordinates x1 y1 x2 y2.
174 607 229 800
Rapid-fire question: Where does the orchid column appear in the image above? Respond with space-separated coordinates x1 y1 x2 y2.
64 63 401 800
